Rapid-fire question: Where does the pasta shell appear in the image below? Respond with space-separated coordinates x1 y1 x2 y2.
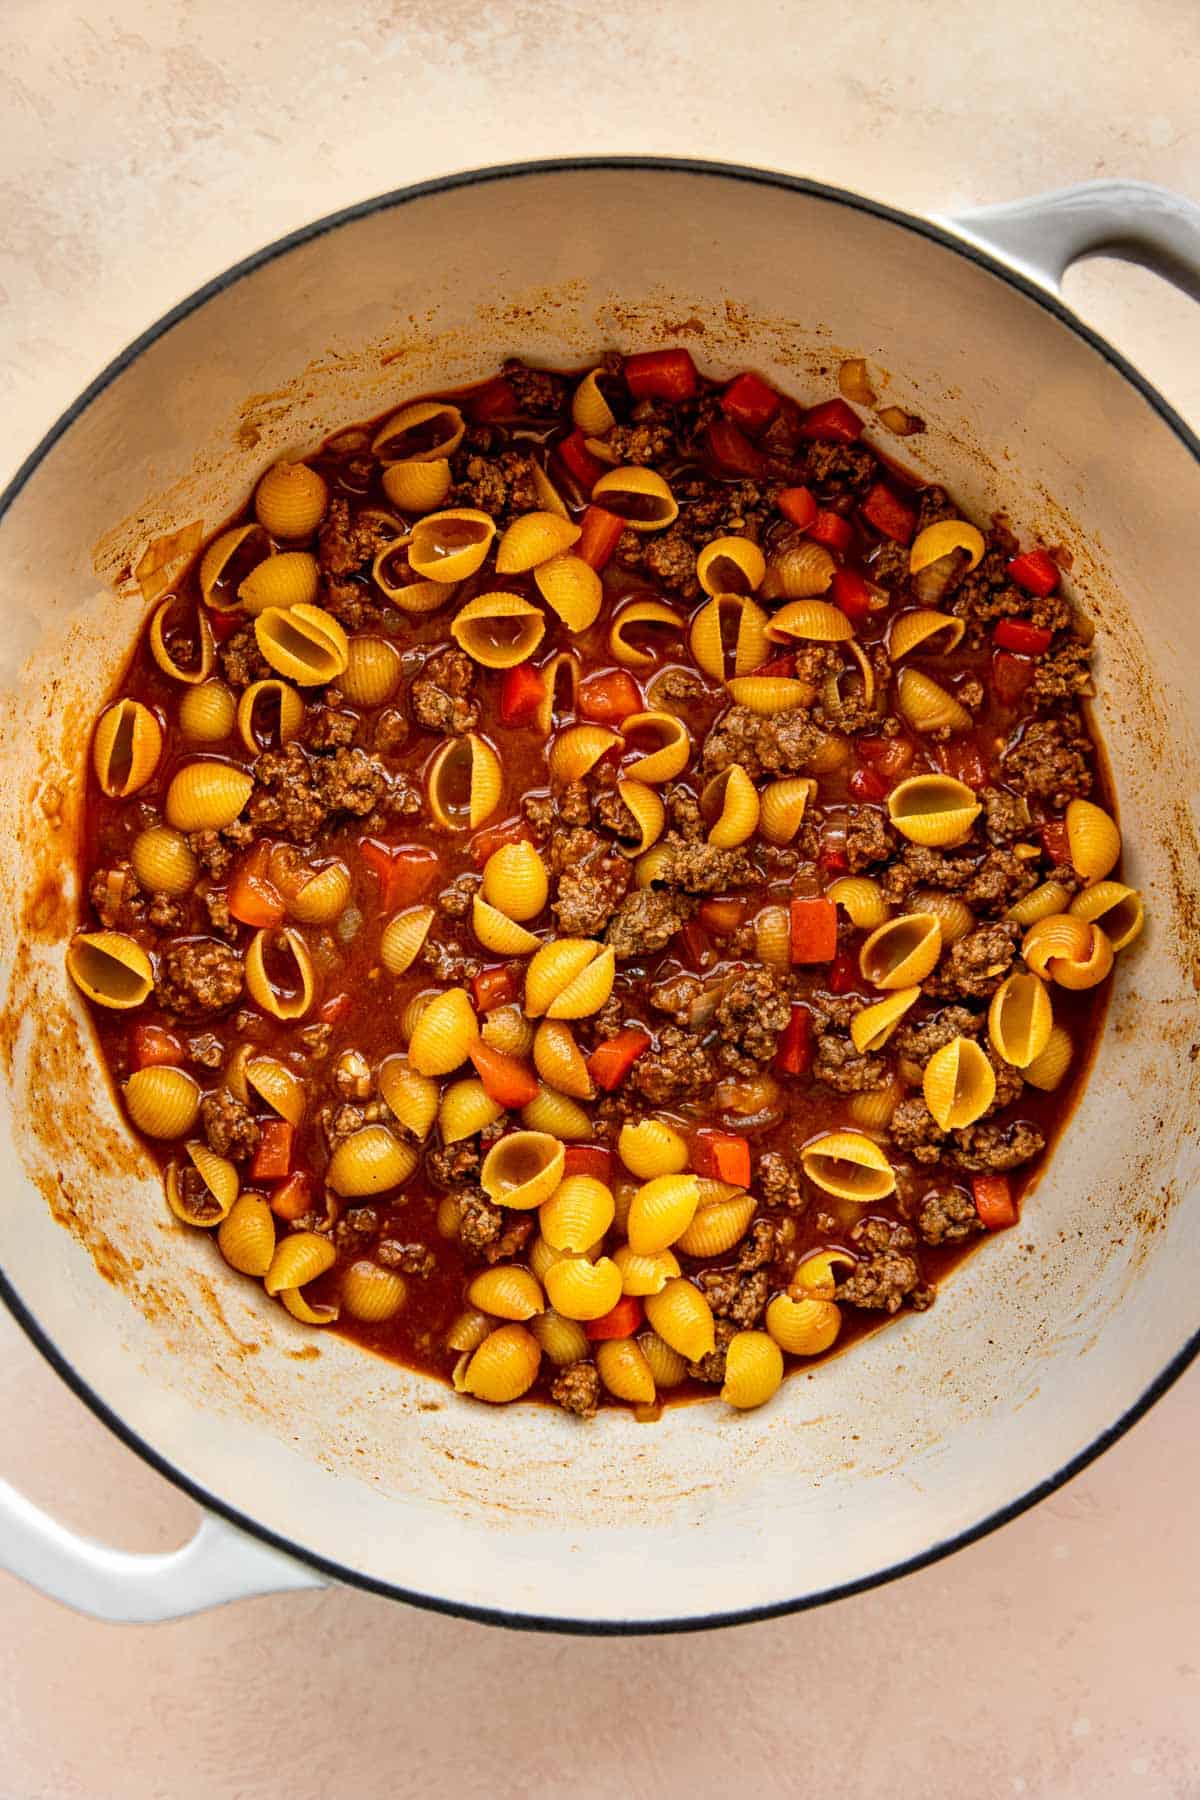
1005 881 1071 930
124 1066 201 1139
540 1175 615 1253
444 1306 491 1353
265 1230 336 1297
887 774 981 847
237 551 320 616
644 1278 715 1361
244 927 314 1021
178 679 237 742
67 930 153 1010
637 1329 688 1388
199 524 271 610
452 591 545 668
217 1194 276 1275
379 905 435 976
689 594 770 681
533 1020 594 1100
246 1055 306 1126
529 1234 576 1282
371 400 465 463
761 540 836 601
922 1036 997 1130
520 1086 593 1139
1021 913 1091 978
165 1142 239 1226
571 368 616 434
754 903 792 971
614 781 666 857
911 888 976 944
620 711 691 783
801 1130 896 1201
149 594 215 685
481 1131 566 1211
828 876 890 931
400 989 437 1043
1068 880 1144 951
548 945 615 1021
724 676 811 715
482 840 549 922
886 607 966 659
533 554 604 631
846 1082 902 1129
525 939 614 1019
467 1265 544 1322
495 510 581 574
439 1077 505 1144
626 1173 701 1254
409 508 496 583
759 776 817 845
426 733 503 832
1066 799 1121 882
850 985 921 1054
608 599 686 669
543 1255 623 1322
534 651 581 735
481 1005 535 1059
721 1330 785 1409
529 1308 590 1365
767 598 854 643
618 1118 688 1181
896 667 971 734
1039 918 1114 990
341 1261 408 1323
790 1249 856 1299
377 1055 439 1141
278 1287 339 1327
909 519 986 575
287 860 351 926
591 466 678 531
130 826 198 897
765 1294 841 1357
612 1245 681 1297
695 534 766 597
471 896 540 956
371 538 454 614
236 679 304 756
381 458 452 513
859 912 943 988
92 700 162 798
459 1323 541 1403
700 764 760 849
327 1124 418 1196
164 761 252 832
988 972 1054 1068
254 461 329 538
1022 1023 1074 1092
633 843 674 888
340 635 402 707
254 603 348 685
407 986 479 1076
548 723 622 785
674 1194 757 1259
531 463 570 519
595 1338 656 1404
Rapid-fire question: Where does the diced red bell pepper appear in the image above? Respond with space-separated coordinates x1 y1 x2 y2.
862 481 917 545
470 965 520 1013
129 1023 185 1070
226 842 286 929
469 818 533 867
207 608 243 644
991 649 1036 707
689 1127 752 1188
269 1171 314 1222
251 1118 294 1183
1040 817 1071 866
789 897 838 963
798 397 864 443
828 947 859 994
774 1004 813 1076
556 428 606 494
1006 549 1059 597
499 663 546 726
849 764 888 803
470 376 519 422
579 668 643 724
776 486 818 531
677 919 713 969
585 1294 645 1342
720 371 781 433
817 841 849 876
563 1144 614 1183
937 738 989 790
972 1174 1018 1230
318 991 353 1025
587 1028 651 1092
576 505 626 571
857 736 915 782
806 510 854 553
705 420 766 478
358 839 439 911
994 618 1054 656
697 897 747 935
830 568 874 621
623 347 697 403
468 1040 540 1108
756 652 796 680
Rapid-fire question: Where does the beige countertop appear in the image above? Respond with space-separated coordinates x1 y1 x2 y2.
1 3 1198 1795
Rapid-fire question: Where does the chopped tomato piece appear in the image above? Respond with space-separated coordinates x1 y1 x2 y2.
806 510 854 553
994 618 1053 655
579 668 642 724
690 1127 752 1188
470 965 519 1013
251 1118 294 1182
776 485 818 531
697 896 746 935
1040 817 1071 866
269 1171 314 1222
720 371 780 433
817 841 849 876
207 608 242 644
705 420 767 478
857 736 915 781
861 481 917 545
129 1023 185 1070
469 818 532 867
790 897 838 963
499 663 546 726
358 839 439 910
849 764 888 803
828 946 859 994
797 397 863 443
227 842 286 929
972 1174 1018 1230
468 1040 540 1108
563 1144 614 1183
937 738 989 789
677 919 713 969
587 1028 651 1092
470 376 518 422
577 505 626 571
1006 549 1059 597
830 568 874 621
756 652 796 679
318 991 353 1025
585 1294 645 1341
556 428 606 494
991 648 1036 707
623 347 697 403
774 1005 813 1076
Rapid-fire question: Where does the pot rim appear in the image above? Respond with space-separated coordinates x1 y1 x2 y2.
1 154 1197 1635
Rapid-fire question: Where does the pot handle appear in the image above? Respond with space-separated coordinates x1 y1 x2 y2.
945 180 1200 301
0 1476 325 1621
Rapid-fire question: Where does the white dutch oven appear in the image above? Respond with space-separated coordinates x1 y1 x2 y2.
0 161 1197 1632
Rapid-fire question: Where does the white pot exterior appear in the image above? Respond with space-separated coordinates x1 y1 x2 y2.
0 163 1197 1629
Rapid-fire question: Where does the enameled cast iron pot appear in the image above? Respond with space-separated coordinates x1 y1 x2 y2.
0 160 1198 1632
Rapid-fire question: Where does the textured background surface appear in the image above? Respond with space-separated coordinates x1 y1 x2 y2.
1 3 1198 1795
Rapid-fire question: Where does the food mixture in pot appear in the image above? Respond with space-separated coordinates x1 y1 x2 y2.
68 349 1144 1417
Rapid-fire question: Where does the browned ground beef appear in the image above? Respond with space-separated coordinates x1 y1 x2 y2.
982 785 1031 842
665 785 705 838
687 1316 737 1384
929 921 1019 1000
155 938 244 1017
605 890 694 959
457 1192 502 1254
657 835 759 894
696 1267 769 1327
320 574 385 632
843 805 895 870
88 864 146 931
522 792 555 835
200 1089 260 1160
453 448 538 517
592 789 639 840
1030 640 1094 705
502 358 569 416
950 1119 1046 1171
377 1241 438 1277
306 707 359 750
648 973 703 1025
553 854 632 936
916 1188 985 1246
427 1140 481 1187
607 420 674 465
1001 715 1093 805
835 1218 933 1313
893 1006 981 1067
318 497 394 575
551 1360 601 1418
218 626 273 689
758 1150 805 1210
410 647 479 735
632 1025 717 1105
715 967 792 1072
248 743 385 842
812 1031 888 1093
642 528 703 599
701 705 826 779
889 1095 947 1163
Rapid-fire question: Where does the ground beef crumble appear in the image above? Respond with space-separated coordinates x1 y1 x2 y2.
155 939 243 1017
